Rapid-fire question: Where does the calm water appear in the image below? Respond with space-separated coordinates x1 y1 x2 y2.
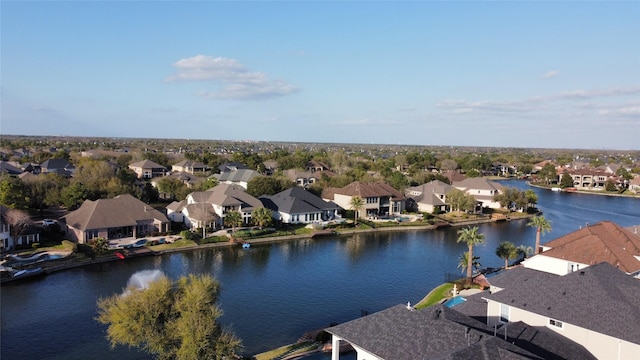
1 181 639 359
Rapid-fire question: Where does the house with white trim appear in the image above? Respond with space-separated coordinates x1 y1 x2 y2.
452 177 503 209
260 187 342 225
484 262 640 360
404 180 452 213
322 181 406 219
522 221 640 277
182 183 263 229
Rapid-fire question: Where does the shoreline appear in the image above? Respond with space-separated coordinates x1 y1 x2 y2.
2 215 531 283
525 181 640 198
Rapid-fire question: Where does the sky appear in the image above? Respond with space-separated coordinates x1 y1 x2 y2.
1 1 639 149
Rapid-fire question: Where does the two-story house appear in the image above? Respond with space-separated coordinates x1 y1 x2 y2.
128 160 167 179
452 177 503 209
0 205 40 251
171 160 208 174
322 181 406 219
484 262 640 359
522 221 640 278
212 169 261 189
404 180 452 213
182 184 263 229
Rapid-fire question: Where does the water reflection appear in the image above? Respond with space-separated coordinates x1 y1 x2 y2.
1 181 639 359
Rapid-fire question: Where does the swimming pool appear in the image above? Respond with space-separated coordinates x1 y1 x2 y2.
443 296 467 308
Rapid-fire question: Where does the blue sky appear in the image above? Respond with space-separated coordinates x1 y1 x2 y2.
2 1 639 149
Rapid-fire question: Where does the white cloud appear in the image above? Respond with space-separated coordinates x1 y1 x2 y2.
543 70 560 78
437 86 640 115
166 55 299 100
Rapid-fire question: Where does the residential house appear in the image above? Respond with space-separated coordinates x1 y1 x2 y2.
0 161 23 176
40 158 74 177
128 160 167 179
522 221 640 277
259 187 342 225
182 183 263 229
563 168 612 189
484 262 640 360
629 176 640 194
441 169 466 183
322 181 406 219
284 161 336 188
326 303 594 360
218 162 247 173
404 180 452 213
453 177 503 210
493 162 517 177
306 160 330 173
0 205 40 251
171 160 209 174
262 160 278 175
152 171 203 190
212 169 261 189
165 200 187 223
283 169 321 188
63 194 169 244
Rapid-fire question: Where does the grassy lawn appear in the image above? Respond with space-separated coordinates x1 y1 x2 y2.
415 283 454 309
149 239 198 251
253 341 318 360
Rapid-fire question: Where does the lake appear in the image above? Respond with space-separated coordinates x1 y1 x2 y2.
1 180 639 359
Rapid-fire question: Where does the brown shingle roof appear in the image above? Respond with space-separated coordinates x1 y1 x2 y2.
330 181 406 200
64 194 168 231
541 221 640 274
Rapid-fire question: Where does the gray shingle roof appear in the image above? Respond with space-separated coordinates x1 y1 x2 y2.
326 304 539 360
260 187 341 214
453 178 503 192
213 169 261 183
485 263 640 344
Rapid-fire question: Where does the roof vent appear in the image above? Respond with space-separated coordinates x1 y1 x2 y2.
580 271 585 275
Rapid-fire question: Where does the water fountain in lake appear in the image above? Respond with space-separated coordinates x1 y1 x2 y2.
124 269 165 292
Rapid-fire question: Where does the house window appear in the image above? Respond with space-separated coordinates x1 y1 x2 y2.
549 318 563 329
500 304 510 323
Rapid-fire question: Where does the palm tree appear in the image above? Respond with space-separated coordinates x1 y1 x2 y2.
527 215 552 255
350 196 365 225
457 251 481 275
495 241 518 270
516 245 533 261
252 207 273 229
456 226 485 282
224 210 243 234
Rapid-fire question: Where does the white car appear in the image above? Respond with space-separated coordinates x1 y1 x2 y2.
42 219 56 226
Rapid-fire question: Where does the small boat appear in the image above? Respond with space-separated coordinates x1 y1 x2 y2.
242 243 251 249
12 267 44 279
115 251 125 260
551 187 562 192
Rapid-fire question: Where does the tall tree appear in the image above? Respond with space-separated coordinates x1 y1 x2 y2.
527 215 552 255
3 208 33 247
349 196 365 225
495 241 518 269
96 273 242 360
0 175 29 209
457 226 485 282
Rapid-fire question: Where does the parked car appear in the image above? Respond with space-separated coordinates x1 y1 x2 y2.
131 239 147 248
42 219 56 226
